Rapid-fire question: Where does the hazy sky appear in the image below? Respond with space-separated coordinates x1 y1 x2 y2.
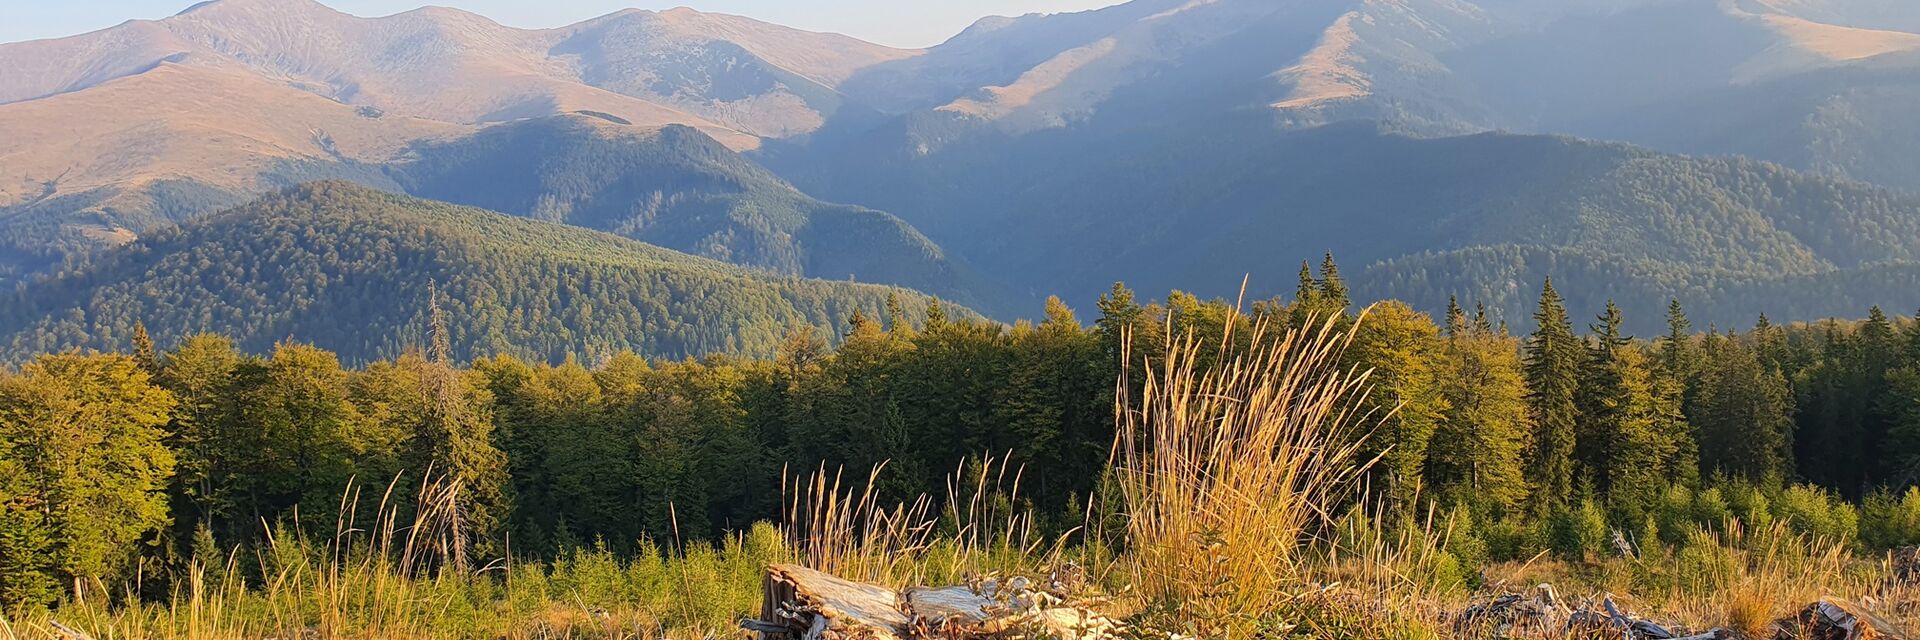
2 0 1129 48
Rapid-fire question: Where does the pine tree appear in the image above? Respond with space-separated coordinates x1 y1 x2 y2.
1524 278 1583 513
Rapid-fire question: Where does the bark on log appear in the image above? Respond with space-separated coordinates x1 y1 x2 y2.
752 564 910 640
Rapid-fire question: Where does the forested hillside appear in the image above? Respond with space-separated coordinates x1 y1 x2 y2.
395 117 1007 314
785 118 1920 333
0 182 954 364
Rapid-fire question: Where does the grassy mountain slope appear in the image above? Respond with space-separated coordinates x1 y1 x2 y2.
0 0 920 143
804 0 1920 191
0 182 956 363
0 62 447 279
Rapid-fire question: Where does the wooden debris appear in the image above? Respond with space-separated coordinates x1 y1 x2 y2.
1459 586 1731 640
745 565 1119 640
1456 584 1569 637
1774 599 1910 640
46 621 95 640
1566 596 1690 639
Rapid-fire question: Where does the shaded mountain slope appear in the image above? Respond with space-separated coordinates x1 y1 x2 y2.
796 116 1920 332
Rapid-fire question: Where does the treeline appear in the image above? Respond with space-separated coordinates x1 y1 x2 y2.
5 259 1920 609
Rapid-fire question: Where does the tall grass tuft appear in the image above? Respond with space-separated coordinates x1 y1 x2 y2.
1112 311 1382 634
782 462 936 584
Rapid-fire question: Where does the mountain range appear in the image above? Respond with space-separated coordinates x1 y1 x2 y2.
4 0 1920 350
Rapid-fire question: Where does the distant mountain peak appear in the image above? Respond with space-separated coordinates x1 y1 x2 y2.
174 0 337 19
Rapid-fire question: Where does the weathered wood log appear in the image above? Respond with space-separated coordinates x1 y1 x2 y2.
743 565 1118 640
748 564 910 640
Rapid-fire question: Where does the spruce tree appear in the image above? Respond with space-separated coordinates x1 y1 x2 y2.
1576 302 1629 489
1444 296 1467 338
1886 313 1920 483
1659 301 1696 384
131 321 159 375
1579 302 1674 517
1524 278 1582 513
1295 261 1319 308
1695 336 1793 481
1319 252 1350 311
1346 302 1447 508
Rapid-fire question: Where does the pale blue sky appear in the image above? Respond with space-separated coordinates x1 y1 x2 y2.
1 0 1129 48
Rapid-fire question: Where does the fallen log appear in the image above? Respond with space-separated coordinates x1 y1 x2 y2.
744 565 1119 640
752 564 910 640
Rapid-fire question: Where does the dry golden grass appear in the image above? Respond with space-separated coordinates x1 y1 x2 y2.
1111 310 1382 636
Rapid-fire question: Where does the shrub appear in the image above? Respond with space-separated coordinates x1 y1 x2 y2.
1481 517 1544 562
1549 499 1610 561
1860 486 1920 550
1773 484 1860 547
